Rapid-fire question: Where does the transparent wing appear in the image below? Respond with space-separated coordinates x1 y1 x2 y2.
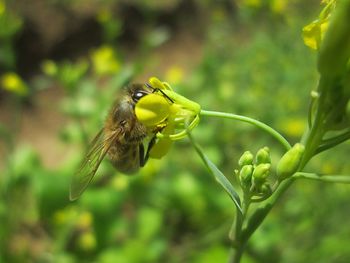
69 128 120 201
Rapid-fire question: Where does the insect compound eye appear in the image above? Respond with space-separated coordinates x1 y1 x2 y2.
132 90 148 102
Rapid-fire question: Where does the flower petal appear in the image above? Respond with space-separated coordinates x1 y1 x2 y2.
135 93 170 126
149 77 172 90
302 21 322 50
149 124 175 158
149 138 173 159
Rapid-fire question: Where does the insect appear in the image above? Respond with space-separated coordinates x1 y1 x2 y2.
69 83 170 201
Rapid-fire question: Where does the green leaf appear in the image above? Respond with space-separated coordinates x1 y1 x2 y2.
188 132 242 215
318 0 350 77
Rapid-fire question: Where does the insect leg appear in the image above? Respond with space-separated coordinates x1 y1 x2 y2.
139 135 157 167
139 143 145 167
145 83 174 103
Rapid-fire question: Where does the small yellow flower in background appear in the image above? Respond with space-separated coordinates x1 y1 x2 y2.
241 0 262 8
41 60 58 76
53 207 79 225
0 0 6 15
165 66 184 85
135 77 201 159
78 211 93 229
321 161 337 174
270 0 287 14
278 118 306 138
1 72 28 96
90 45 120 76
78 231 97 251
96 8 112 23
111 175 129 191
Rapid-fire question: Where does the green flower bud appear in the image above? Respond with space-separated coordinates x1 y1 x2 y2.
239 164 253 187
238 151 254 167
255 147 271 165
259 183 272 196
276 143 305 180
254 183 272 197
252 163 271 185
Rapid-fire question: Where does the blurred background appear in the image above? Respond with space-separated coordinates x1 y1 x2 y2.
1 0 350 262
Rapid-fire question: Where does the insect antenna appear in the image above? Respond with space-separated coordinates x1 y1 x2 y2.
145 83 174 103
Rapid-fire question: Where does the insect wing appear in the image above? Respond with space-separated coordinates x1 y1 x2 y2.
69 128 119 201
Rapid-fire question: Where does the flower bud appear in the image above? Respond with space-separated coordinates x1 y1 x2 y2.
239 165 253 186
276 143 305 180
252 163 271 185
238 151 254 167
254 183 272 197
255 147 271 165
259 183 272 196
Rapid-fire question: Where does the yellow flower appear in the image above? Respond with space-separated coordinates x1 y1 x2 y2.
0 0 5 15
41 60 58 76
96 8 112 23
53 207 78 225
1 72 28 96
302 0 335 51
111 175 129 191
270 0 287 14
90 45 120 76
78 211 93 228
135 77 201 158
302 20 328 50
78 232 96 251
241 0 262 8
278 118 306 138
165 66 184 85
135 92 171 126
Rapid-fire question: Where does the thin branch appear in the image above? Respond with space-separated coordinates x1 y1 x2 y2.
293 172 350 183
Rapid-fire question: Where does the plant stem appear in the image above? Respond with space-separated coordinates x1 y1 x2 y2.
199 109 292 262
300 95 326 169
200 110 291 151
235 86 328 258
316 129 350 154
228 198 250 263
236 106 325 256
240 177 295 245
293 172 350 183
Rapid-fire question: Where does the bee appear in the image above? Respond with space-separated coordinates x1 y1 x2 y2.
69 83 168 201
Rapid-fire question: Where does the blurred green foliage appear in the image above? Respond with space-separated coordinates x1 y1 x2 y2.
0 0 23 70
1 0 350 263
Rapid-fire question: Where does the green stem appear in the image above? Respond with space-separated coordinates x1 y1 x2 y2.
199 109 291 262
237 92 327 254
316 129 350 154
238 98 326 252
293 172 350 183
200 110 291 151
228 199 250 263
300 89 327 168
240 177 295 244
